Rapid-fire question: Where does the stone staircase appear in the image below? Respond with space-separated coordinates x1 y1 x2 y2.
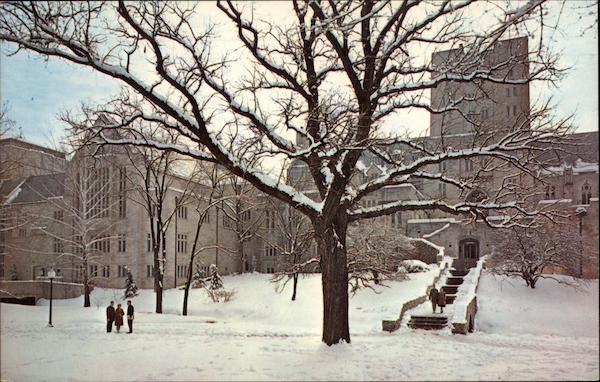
442 269 468 305
407 266 469 331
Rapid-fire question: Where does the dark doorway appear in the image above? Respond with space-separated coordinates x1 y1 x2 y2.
459 239 479 269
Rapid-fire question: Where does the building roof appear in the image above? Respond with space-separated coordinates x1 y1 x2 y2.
1 173 65 204
0 138 66 159
535 131 599 166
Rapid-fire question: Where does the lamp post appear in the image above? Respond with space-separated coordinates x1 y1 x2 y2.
174 196 178 289
576 207 587 277
38 268 63 327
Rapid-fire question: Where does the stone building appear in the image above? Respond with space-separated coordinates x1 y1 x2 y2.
0 137 284 288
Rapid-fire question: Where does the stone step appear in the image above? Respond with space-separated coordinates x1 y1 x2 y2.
445 294 457 304
409 317 448 324
442 285 459 293
450 270 469 277
408 318 448 325
407 321 448 330
409 315 448 321
446 277 464 286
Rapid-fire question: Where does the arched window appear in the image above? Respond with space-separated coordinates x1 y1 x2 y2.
582 182 592 205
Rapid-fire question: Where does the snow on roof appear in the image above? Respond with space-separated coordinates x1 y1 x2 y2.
407 217 459 224
422 223 451 239
538 198 573 204
539 159 599 176
3 182 24 205
356 160 367 172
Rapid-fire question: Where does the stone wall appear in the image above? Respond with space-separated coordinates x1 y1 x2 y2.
0 280 85 300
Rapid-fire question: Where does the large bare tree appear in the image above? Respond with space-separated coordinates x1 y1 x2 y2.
0 1 575 345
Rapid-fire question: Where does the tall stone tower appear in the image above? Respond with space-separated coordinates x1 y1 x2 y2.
429 36 530 138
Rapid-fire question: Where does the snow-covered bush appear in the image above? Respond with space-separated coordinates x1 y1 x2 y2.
399 260 430 273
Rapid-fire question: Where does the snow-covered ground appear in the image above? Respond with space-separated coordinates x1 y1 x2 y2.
1 268 598 381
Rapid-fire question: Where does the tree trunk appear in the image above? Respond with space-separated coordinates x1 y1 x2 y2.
291 273 298 301
154 242 163 314
238 239 245 273
83 281 91 307
315 213 350 346
83 260 90 307
182 274 191 316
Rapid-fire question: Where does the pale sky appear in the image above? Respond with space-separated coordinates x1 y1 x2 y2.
0 1 597 151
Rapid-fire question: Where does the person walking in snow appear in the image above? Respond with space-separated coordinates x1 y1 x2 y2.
429 286 439 313
438 288 447 313
106 301 115 333
126 300 134 334
114 303 125 333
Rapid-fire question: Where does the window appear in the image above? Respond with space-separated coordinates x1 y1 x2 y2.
223 214 233 228
19 229 27 237
464 159 474 172
118 167 127 218
146 264 154 278
264 245 277 257
177 265 188 278
118 265 126 278
391 212 402 228
545 185 556 200
90 265 98 277
53 210 63 222
201 211 210 224
117 234 126 253
439 183 447 198
481 109 489 119
53 237 64 253
582 182 592 204
177 234 188 254
506 105 510 115
102 265 110 278
242 210 251 221
265 266 275 274
264 210 276 230
176 204 188 220
147 233 152 252
513 105 517 116
74 235 83 255
91 235 110 253
87 167 110 219
438 161 447 172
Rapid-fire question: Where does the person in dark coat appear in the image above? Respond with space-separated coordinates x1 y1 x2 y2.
127 300 134 334
106 301 115 333
429 286 439 313
438 288 447 313
115 303 125 333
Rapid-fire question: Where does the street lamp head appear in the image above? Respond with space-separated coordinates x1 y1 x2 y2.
47 268 56 279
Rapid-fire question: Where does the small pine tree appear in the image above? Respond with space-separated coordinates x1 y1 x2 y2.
204 264 234 302
207 264 223 290
10 264 18 280
123 266 139 299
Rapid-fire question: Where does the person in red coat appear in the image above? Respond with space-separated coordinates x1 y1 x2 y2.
114 303 125 333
